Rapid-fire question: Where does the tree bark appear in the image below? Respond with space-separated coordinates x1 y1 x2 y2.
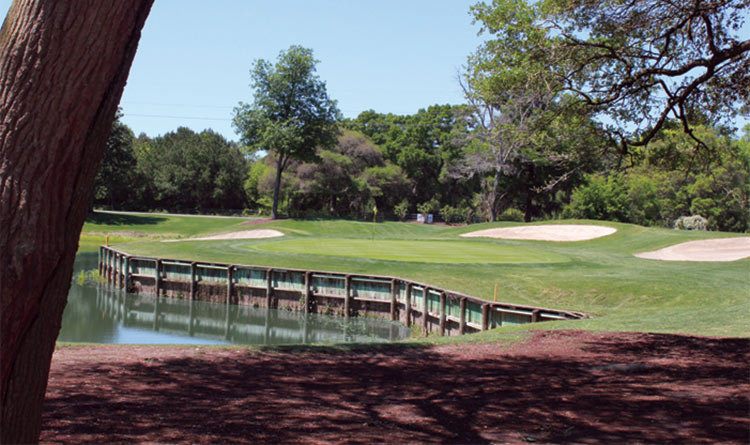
0 1 153 442
524 163 535 223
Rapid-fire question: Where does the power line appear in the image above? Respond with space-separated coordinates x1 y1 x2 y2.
125 113 232 121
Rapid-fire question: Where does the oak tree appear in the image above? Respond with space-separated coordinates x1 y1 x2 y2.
470 0 750 152
0 1 153 442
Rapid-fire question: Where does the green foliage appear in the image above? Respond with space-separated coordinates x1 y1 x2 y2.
417 198 440 215
343 105 474 210
562 175 628 222
440 205 462 224
280 129 409 219
77 270 105 286
497 208 524 222
674 215 708 231
93 111 137 209
244 160 269 209
560 121 750 232
564 163 750 233
394 199 410 221
471 0 750 151
135 128 248 211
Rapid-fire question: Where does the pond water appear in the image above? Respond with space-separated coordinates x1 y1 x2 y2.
59 253 411 346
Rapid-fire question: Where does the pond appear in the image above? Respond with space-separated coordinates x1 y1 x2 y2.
59 252 411 346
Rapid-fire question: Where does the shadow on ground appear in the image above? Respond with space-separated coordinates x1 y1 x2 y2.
86 211 167 227
42 331 749 443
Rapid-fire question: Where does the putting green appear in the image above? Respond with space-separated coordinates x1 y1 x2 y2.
251 238 569 264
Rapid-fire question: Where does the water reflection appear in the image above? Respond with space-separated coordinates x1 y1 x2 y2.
59 253 410 345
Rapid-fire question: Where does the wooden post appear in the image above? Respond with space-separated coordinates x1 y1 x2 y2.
118 254 124 289
114 253 120 288
123 256 130 291
439 292 446 336
459 297 467 335
422 287 429 333
155 259 161 297
304 271 311 314
109 250 114 283
481 303 490 331
266 268 273 309
405 283 412 327
531 309 540 323
344 275 352 318
390 279 398 321
106 248 111 280
98 247 103 276
226 265 234 305
190 262 197 300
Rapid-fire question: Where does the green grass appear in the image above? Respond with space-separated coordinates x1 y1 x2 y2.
82 212 750 338
78 210 258 252
252 238 568 264
83 210 255 238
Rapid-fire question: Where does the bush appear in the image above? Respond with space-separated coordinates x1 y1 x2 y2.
562 174 628 222
440 205 464 224
417 198 440 215
674 215 708 231
497 208 524 222
394 199 409 221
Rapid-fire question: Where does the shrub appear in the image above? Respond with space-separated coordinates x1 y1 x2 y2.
440 205 464 224
497 208 524 222
394 199 409 221
562 174 628 222
417 198 440 215
673 215 708 231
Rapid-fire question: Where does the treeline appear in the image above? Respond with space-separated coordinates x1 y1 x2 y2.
94 108 750 232
93 118 248 213
93 0 750 233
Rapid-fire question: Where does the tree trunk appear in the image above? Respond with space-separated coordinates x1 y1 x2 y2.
489 170 500 222
272 155 284 219
0 1 153 443
524 163 535 223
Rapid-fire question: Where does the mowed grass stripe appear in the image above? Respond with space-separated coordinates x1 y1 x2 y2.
251 239 569 264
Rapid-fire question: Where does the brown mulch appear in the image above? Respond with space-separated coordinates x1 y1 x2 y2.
41 330 749 444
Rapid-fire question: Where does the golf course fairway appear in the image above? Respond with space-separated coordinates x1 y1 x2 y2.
251 238 569 264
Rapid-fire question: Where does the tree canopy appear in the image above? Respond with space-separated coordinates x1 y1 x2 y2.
470 0 750 151
233 45 340 219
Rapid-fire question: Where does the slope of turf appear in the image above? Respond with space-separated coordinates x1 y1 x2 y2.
252 238 568 264
78 210 257 251
84 214 750 337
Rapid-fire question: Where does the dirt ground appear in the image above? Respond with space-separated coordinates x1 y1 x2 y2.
41 330 749 444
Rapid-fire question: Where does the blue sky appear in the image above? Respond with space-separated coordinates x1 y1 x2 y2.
109 0 485 141
1 1 746 141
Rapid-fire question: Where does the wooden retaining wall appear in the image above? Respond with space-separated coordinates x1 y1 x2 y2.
99 246 589 337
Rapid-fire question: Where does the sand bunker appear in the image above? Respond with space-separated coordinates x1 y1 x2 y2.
165 229 284 242
634 237 750 262
461 224 617 242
